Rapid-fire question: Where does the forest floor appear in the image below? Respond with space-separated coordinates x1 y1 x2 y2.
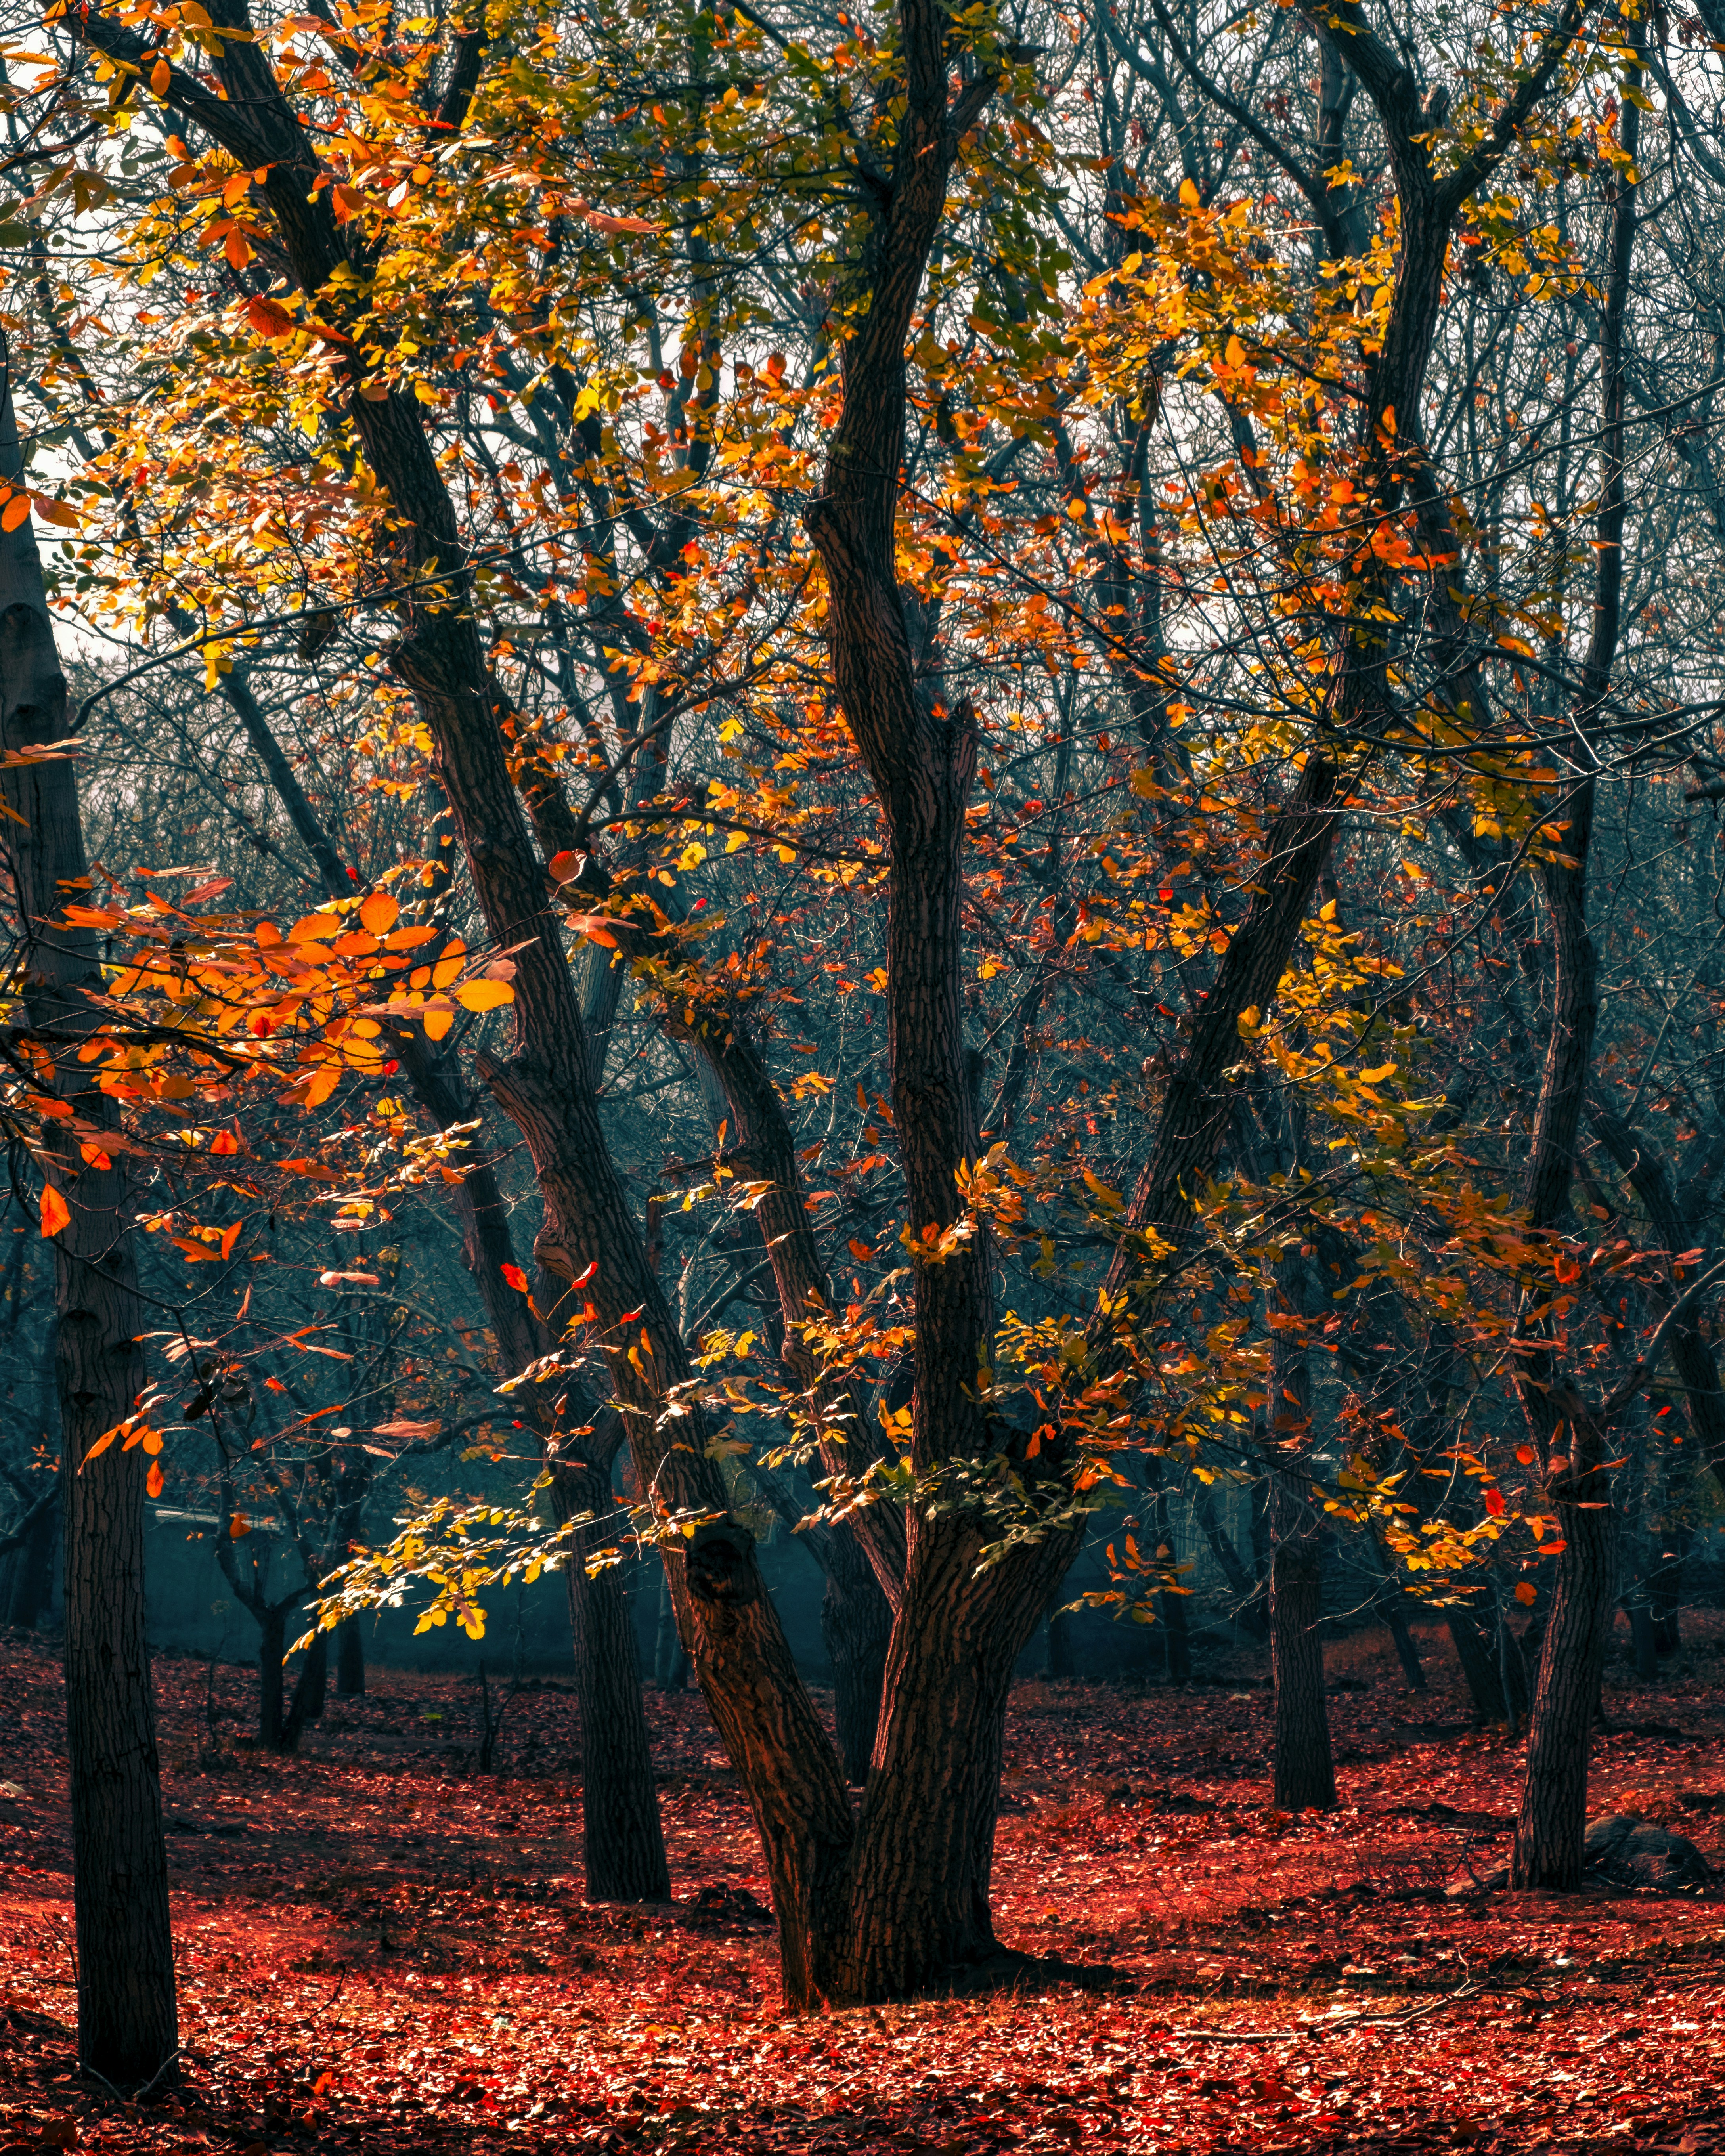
3 1618 1725 2155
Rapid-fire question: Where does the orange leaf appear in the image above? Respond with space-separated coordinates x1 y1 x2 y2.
244 294 297 340
219 1219 242 1261
230 1512 251 1539
360 891 399 935
847 1239 874 1261
210 1130 241 1156
454 978 513 1012
79 1142 112 1170
146 1458 165 1498
1514 1581 1538 1606
1 494 31 533
501 1263 530 1292
40 1185 70 1238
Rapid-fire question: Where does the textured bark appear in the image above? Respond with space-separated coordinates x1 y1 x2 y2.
283 1626 328 1749
0 329 176 2087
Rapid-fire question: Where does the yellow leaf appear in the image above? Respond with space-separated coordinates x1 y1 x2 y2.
40 1185 70 1237
1179 176 1200 209
453 978 513 1013
423 1005 455 1042
1358 1062 1397 1084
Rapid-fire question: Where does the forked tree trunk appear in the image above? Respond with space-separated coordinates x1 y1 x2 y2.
67 0 1598 2007
0 331 176 2087
1268 1476 1335 1811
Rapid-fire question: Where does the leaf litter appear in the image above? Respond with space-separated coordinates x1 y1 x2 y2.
2 1617 1725 2154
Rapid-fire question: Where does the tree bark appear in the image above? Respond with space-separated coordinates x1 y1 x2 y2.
552 1443 670 1902
2 1487 57 1630
1508 7 1641 1895
1268 1474 1335 1810
0 327 176 2088
1510 1403 1618 1888
257 1604 287 1751
336 1616 366 1697
282 1627 328 1749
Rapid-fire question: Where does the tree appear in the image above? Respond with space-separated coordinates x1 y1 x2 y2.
0 331 177 2084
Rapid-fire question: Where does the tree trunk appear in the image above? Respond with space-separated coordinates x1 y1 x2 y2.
0 329 176 2088
1044 1600 1075 1681
1650 1523 1689 1654
1269 1476 1335 1811
553 1452 670 1902
654 1567 690 1691
258 1605 287 1751
1626 1597 1657 1682
1510 1422 1617 1888
3 1488 58 1630
337 1616 366 1696
821 1529 892 1783
1150 1483 1191 1683
282 1627 328 1749
1446 1603 1528 1726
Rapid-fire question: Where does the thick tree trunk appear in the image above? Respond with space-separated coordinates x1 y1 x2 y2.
1268 1476 1335 1811
337 1616 366 1697
0 331 176 2087
553 1451 670 1902
821 1529 892 1783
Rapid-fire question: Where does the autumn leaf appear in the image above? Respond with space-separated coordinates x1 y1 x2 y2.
40 1186 70 1238
145 1458 165 1498
501 1263 530 1292
454 978 514 1013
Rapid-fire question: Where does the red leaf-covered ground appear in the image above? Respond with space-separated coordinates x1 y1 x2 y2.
5 1619 1725 2154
